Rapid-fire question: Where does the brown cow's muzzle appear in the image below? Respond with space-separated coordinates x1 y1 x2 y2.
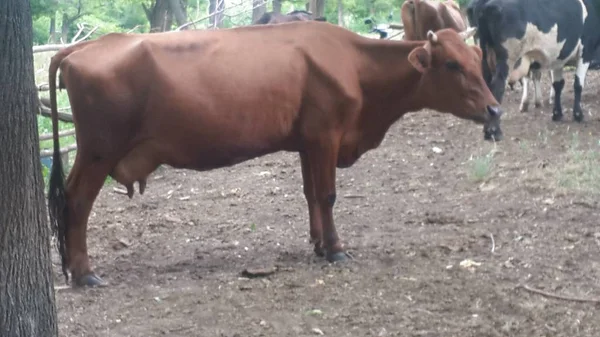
483 105 503 141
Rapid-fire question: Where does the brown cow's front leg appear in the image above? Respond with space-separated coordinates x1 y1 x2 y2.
306 141 349 262
299 152 324 257
65 160 111 287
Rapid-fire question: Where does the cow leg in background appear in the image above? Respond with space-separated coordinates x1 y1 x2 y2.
531 68 543 108
519 76 530 112
299 152 324 257
305 137 348 262
551 68 565 121
573 59 590 122
64 155 112 287
489 54 510 104
548 71 555 105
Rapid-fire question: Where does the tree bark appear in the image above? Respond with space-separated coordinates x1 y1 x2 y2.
167 0 188 28
209 0 225 28
272 0 282 14
49 15 58 43
252 0 267 23
309 0 325 18
0 0 59 336
143 0 173 32
337 0 344 27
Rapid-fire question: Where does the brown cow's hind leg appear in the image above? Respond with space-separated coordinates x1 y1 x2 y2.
299 152 324 257
65 157 113 287
306 138 350 262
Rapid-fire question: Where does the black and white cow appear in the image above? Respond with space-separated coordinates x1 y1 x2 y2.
473 0 600 122
467 0 546 113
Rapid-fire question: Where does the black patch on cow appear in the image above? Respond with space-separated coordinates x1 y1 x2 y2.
574 75 584 121
581 0 600 63
326 193 336 207
552 79 566 121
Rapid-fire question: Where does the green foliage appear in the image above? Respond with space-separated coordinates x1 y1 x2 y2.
30 0 406 42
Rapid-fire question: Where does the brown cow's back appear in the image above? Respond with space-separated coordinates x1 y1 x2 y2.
401 0 467 40
59 24 362 171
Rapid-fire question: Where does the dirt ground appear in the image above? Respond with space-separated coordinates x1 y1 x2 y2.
53 69 600 337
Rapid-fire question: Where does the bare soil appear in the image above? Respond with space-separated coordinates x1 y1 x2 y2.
54 69 600 337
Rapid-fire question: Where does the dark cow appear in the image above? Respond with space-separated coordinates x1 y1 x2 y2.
47 22 501 287
468 0 551 112
401 0 467 41
592 46 600 69
253 9 326 25
475 0 600 122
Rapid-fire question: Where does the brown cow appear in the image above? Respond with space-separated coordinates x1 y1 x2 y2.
47 21 501 287
401 0 467 41
253 10 326 25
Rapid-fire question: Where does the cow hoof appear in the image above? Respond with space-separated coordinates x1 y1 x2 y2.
534 101 542 108
75 273 107 288
552 113 563 122
313 244 325 257
520 103 529 112
484 129 503 142
326 251 352 263
574 112 584 123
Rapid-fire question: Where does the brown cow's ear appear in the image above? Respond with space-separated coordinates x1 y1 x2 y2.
408 47 431 73
471 46 483 60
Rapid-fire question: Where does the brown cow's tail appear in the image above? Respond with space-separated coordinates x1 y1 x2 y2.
47 48 72 284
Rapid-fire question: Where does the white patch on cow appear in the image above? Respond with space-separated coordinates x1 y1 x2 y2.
578 0 589 22
501 23 583 73
519 76 529 112
576 60 590 87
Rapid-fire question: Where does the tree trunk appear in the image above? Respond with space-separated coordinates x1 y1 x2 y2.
49 15 58 43
309 0 325 18
208 0 225 28
61 12 69 43
0 1 59 336
272 0 282 14
337 0 344 26
167 0 188 28
252 0 267 22
143 0 173 32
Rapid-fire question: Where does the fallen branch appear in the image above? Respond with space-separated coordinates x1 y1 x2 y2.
386 31 405 40
517 284 600 303
127 25 141 34
344 194 366 199
176 0 267 31
39 128 76 141
40 144 77 158
33 25 98 53
113 187 129 195
39 104 74 123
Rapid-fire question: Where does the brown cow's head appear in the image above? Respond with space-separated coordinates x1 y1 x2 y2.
408 27 503 141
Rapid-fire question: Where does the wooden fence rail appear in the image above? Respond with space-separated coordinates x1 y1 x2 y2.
34 24 100 169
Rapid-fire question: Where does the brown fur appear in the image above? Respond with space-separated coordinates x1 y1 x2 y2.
401 0 468 41
47 21 499 286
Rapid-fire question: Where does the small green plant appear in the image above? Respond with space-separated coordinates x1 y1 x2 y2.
468 149 496 182
250 223 257 232
519 139 530 152
537 127 550 145
555 131 600 194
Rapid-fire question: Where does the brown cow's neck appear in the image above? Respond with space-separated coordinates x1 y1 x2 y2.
355 38 428 122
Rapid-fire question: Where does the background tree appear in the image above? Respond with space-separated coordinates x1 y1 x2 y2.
0 0 60 336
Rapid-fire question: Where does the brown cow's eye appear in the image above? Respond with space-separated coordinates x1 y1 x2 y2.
445 61 461 72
